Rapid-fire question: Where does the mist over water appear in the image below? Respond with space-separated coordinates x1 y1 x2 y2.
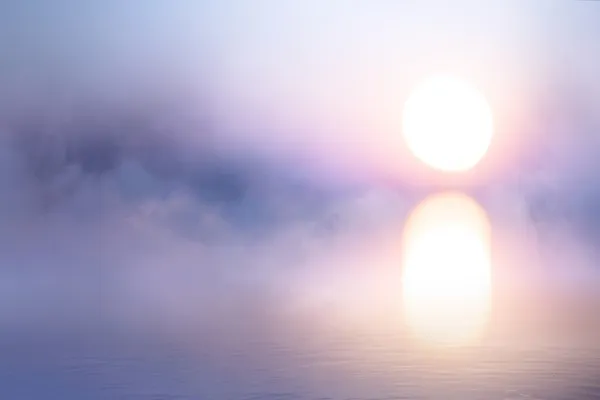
1 1 600 399
2 162 600 399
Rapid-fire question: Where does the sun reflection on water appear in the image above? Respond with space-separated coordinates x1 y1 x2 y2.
402 192 492 345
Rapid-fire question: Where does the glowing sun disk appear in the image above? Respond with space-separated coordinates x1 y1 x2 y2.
402 75 494 172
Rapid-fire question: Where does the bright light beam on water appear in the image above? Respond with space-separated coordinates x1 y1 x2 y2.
402 192 492 346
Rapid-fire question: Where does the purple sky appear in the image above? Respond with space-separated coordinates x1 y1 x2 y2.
0 0 599 330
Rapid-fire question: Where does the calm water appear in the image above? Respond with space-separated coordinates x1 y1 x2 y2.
2 200 600 399
2 314 600 400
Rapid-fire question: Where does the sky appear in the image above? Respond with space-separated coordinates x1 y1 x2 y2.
0 1 600 331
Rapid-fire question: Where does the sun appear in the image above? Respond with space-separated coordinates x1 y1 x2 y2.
402 74 494 172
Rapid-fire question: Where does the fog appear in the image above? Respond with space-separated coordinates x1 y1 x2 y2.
0 0 599 340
